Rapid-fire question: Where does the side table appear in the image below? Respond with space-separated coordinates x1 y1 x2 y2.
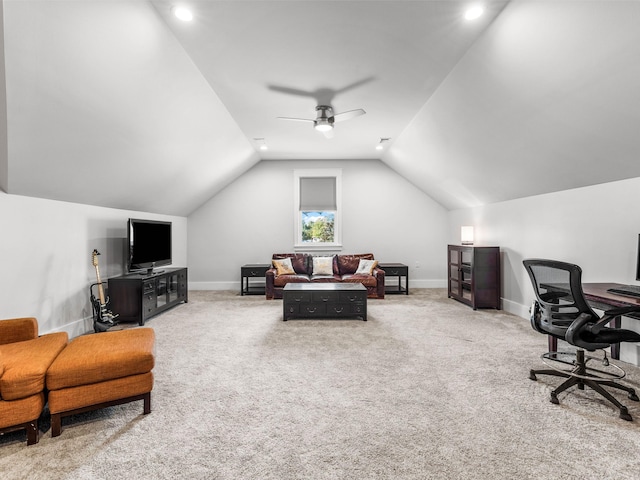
240 264 270 296
378 263 409 295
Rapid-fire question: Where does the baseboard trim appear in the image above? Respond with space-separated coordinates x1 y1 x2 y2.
190 281 240 291
42 316 93 338
502 298 529 320
189 279 447 292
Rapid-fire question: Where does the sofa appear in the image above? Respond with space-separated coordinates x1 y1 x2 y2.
266 253 385 299
0 317 68 445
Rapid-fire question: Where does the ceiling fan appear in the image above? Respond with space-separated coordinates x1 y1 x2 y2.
278 105 366 138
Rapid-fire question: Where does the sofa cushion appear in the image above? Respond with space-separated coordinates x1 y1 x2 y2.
337 254 374 275
273 257 296 276
0 317 38 345
312 256 335 275
341 274 378 287
355 259 378 275
0 332 68 401
0 392 45 429
273 253 310 274
273 274 311 287
310 274 342 283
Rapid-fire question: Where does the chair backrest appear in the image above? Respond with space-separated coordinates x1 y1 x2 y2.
522 259 599 339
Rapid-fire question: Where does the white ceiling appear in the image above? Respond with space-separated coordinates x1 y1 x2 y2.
3 0 640 215
150 0 508 161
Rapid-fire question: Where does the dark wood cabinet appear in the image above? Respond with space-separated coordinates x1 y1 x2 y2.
447 245 500 309
108 268 188 325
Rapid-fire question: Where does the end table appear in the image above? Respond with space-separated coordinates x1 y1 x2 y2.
241 264 270 296
378 263 409 295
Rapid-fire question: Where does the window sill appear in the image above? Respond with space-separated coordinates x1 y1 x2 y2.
294 243 343 253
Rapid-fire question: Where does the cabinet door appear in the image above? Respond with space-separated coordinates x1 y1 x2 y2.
448 248 464 298
168 273 179 303
156 277 168 308
448 246 473 305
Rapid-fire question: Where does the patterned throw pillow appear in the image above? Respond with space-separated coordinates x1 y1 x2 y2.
273 257 296 275
355 259 378 275
313 256 334 276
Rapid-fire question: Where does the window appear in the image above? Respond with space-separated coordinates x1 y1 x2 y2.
294 169 342 251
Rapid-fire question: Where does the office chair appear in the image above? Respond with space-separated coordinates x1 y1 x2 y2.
523 259 640 420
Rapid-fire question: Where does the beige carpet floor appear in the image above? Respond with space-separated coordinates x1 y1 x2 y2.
2 289 640 479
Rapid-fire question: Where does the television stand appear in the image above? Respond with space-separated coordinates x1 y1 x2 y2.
108 268 188 325
144 268 165 276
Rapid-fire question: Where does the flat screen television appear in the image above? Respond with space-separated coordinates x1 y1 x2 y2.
128 219 172 274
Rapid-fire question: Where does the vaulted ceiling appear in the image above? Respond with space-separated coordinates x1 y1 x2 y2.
2 1 640 215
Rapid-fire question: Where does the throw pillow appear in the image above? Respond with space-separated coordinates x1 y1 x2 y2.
313 256 334 276
355 259 378 275
273 257 295 275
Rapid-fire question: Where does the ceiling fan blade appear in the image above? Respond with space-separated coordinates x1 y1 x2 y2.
332 109 366 122
277 116 315 123
334 77 375 95
268 85 316 98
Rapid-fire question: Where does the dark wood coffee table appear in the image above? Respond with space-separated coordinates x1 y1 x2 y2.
283 283 367 321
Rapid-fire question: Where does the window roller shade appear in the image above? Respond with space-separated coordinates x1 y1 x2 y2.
299 177 336 210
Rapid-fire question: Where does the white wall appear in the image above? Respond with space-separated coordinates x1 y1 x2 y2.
188 159 448 290
0 2 7 194
0 191 187 338
448 177 640 365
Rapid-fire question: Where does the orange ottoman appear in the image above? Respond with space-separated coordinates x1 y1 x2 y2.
46 328 155 437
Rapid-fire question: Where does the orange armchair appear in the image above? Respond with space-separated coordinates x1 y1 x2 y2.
0 317 68 445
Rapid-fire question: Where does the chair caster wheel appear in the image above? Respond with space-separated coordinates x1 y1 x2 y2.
550 393 559 405
620 407 633 421
529 370 537 381
628 391 639 402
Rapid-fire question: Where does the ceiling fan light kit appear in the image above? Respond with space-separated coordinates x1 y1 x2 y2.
172 6 193 22
314 122 333 132
314 106 334 132
278 105 366 137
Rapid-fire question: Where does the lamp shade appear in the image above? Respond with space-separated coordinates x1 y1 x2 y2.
461 226 474 245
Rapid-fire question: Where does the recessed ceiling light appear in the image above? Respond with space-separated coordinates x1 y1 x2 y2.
376 138 391 150
172 6 193 22
254 138 268 151
464 5 485 21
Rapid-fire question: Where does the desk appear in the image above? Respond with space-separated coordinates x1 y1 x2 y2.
548 282 640 360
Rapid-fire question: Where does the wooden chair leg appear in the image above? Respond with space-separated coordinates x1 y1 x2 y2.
143 392 151 415
26 421 39 445
51 414 62 437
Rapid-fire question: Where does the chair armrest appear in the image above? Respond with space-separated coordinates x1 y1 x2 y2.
603 305 640 317
265 268 277 299
373 266 385 298
565 312 609 350
582 305 640 335
0 317 38 345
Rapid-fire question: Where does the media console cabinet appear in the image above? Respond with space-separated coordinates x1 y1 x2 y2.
108 267 188 325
